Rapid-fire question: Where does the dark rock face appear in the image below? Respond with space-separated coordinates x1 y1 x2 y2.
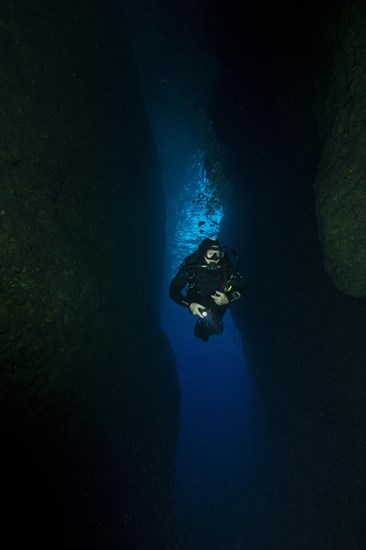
314 0 366 297
208 1 366 547
0 2 179 548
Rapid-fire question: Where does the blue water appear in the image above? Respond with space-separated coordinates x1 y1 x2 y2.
161 293 266 548
158 142 269 547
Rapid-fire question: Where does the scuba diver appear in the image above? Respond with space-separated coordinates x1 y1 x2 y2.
169 238 245 342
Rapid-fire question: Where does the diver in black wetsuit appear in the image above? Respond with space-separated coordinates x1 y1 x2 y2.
169 238 245 342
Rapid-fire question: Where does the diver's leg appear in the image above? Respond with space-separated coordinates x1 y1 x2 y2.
209 306 226 335
194 319 209 342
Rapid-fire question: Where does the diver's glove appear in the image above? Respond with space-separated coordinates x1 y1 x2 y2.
189 302 206 318
210 291 229 306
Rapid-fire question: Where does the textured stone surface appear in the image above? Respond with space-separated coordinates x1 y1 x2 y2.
207 2 366 546
0 2 179 548
314 0 366 296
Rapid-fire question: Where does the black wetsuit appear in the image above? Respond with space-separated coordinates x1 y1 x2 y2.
169 258 245 340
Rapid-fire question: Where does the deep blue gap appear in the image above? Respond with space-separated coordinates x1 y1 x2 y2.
122 1 366 548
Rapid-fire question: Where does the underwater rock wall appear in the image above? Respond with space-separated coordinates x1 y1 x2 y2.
212 1 366 547
314 0 366 297
0 1 179 548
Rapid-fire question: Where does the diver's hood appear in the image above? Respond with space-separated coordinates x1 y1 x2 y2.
198 238 222 253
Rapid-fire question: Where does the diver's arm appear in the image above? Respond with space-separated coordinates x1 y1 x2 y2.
211 291 229 306
169 270 191 309
189 302 206 318
224 271 246 304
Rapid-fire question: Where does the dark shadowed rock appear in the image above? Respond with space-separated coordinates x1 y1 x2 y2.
314 0 366 297
0 1 179 548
